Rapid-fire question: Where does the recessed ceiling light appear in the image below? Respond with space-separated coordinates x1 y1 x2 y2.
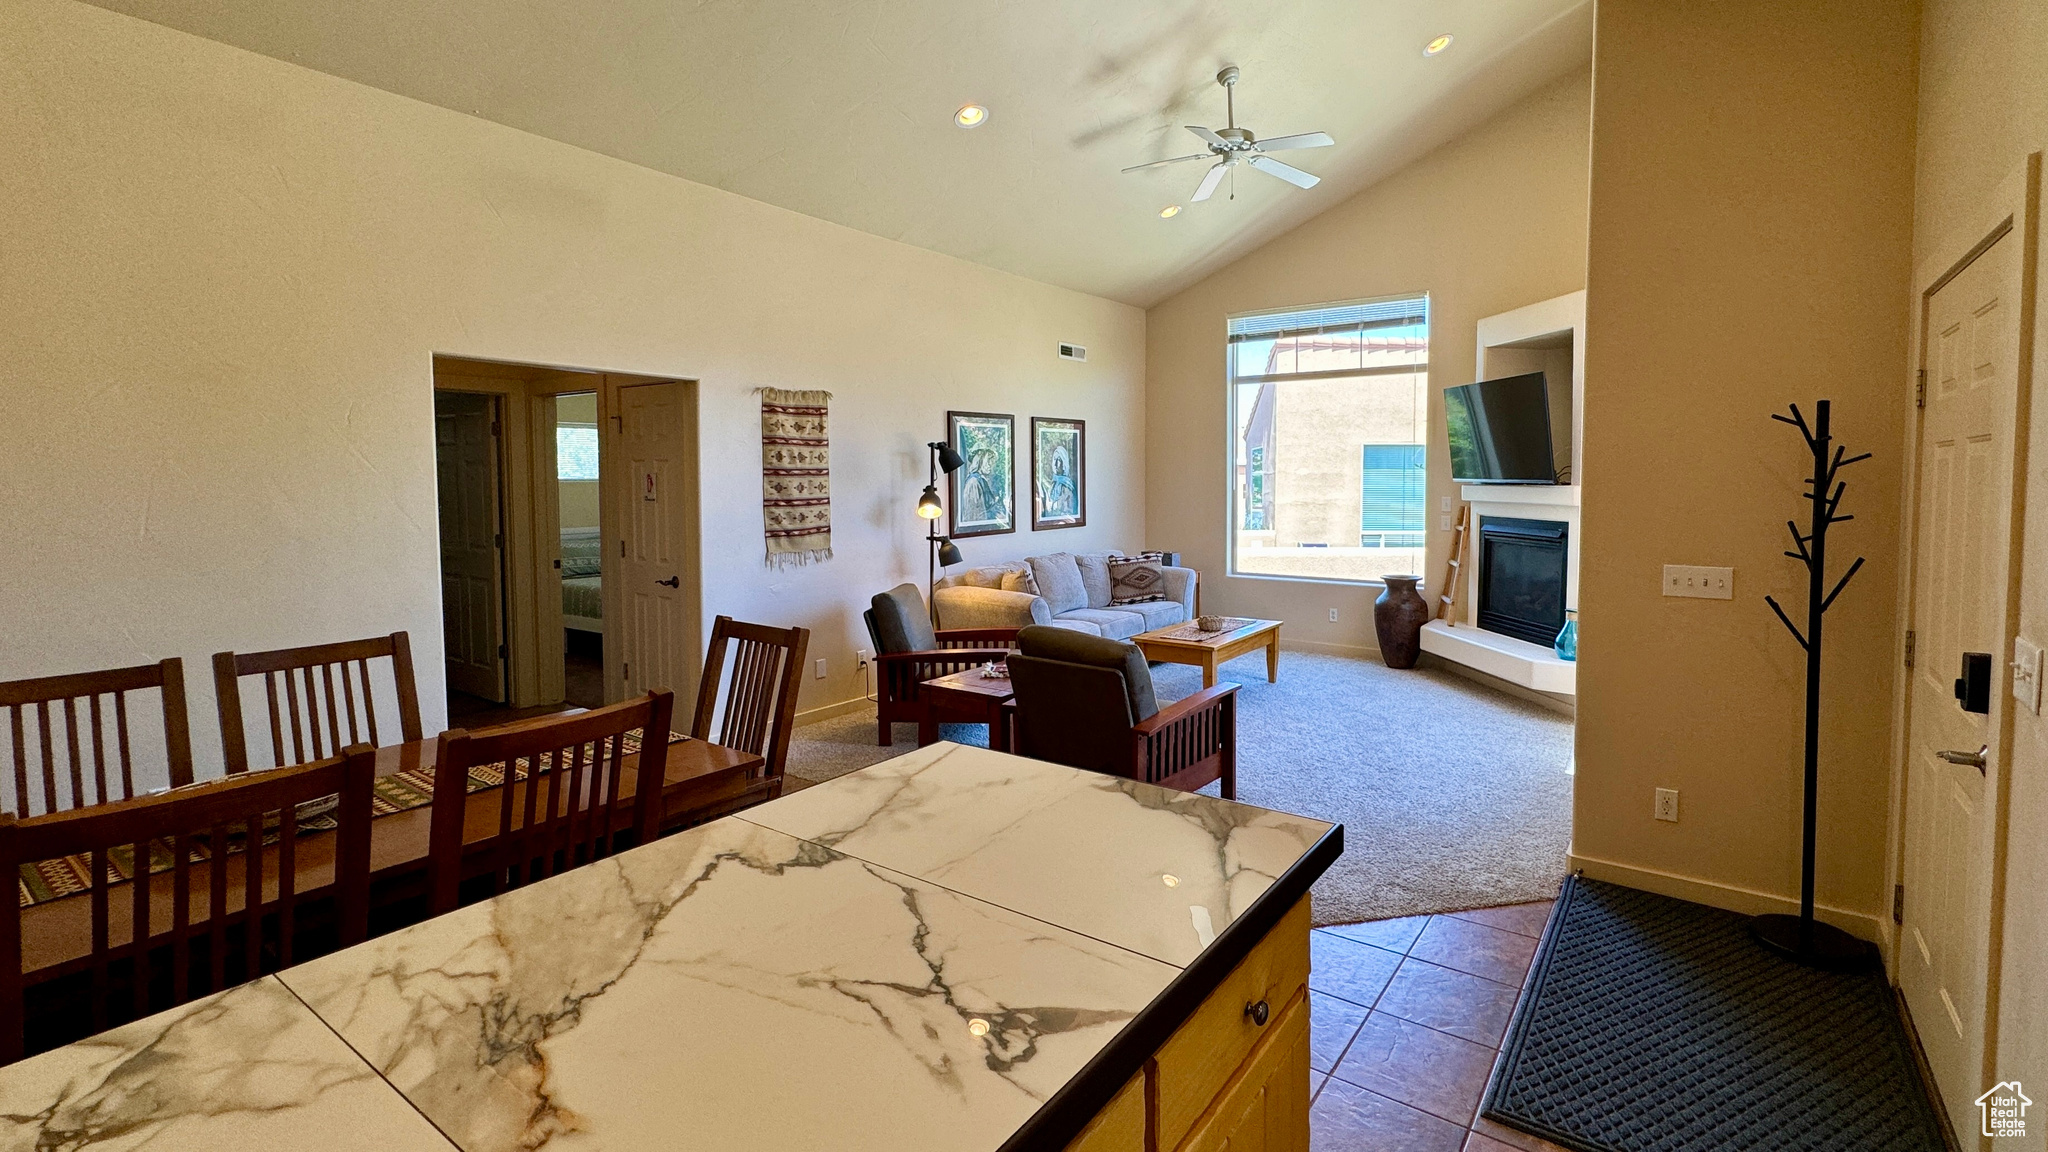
1159 205 1182 219
1423 33 1454 57
955 104 988 128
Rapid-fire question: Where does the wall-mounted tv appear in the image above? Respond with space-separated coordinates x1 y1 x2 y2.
1445 372 1558 484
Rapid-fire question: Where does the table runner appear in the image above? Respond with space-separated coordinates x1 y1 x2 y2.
16 730 688 908
1151 616 1261 642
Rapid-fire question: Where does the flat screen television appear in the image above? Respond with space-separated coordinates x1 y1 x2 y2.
1445 372 1558 484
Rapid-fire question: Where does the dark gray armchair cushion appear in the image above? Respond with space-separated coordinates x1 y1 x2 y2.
1016 625 1157 721
869 583 938 654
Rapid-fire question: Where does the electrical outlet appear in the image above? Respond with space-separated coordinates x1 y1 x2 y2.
814 658 828 680
1663 565 1734 599
855 648 873 669
2013 637 2043 715
1654 788 1680 822
1328 608 1339 623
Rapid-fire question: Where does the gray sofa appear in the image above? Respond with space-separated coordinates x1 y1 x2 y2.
931 551 1196 640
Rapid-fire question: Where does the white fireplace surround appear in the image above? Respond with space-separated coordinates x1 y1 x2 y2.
1420 291 1583 698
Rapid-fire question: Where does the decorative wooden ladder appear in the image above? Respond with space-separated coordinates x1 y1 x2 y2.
1436 505 1471 623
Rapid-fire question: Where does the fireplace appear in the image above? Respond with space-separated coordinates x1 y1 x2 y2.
1477 517 1568 646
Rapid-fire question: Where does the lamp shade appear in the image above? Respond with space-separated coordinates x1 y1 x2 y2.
932 440 965 474
936 537 964 567
916 484 944 519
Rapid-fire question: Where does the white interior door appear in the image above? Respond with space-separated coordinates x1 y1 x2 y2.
435 391 507 702
615 381 691 702
1900 228 2020 1138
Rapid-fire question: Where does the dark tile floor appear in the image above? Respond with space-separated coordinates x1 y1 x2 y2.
1311 899 1569 1152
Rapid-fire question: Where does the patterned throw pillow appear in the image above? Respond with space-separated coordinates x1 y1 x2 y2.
1108 557 1168 605
1001 566 1041 596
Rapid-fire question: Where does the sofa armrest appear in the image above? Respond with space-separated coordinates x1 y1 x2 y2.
1159 566 1198 616
932 586 1050 630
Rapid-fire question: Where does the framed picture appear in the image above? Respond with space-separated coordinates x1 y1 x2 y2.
947 411 1015 537
1031 417 1086 530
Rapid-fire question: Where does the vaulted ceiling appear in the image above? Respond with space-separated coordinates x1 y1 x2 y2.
83 0 1592 306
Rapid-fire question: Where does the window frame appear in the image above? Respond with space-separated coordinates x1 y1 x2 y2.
1224 293 1431 588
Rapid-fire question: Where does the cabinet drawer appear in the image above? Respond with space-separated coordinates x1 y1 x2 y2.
1064 1071 1146 1152
1154 896 1311 1151
1176 988 1311 1152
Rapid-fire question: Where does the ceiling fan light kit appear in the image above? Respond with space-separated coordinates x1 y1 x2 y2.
1120 65 1334 206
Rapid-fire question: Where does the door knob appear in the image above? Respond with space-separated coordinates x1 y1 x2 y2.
1937 745 1989 773
657 576 680 588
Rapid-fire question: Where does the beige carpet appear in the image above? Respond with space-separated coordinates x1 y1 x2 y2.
785 650 1574 927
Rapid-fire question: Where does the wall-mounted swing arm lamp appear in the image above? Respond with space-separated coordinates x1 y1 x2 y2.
921 441 966 612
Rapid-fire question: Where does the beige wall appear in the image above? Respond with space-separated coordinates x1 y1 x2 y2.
1915 0 2048 1130
1573 1 1919 941
0 0 1145 783
1145 69 1592 653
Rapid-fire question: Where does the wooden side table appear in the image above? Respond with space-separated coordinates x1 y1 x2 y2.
918 666 1016 751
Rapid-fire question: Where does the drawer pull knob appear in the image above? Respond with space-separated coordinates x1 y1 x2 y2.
1245 999 1270 1027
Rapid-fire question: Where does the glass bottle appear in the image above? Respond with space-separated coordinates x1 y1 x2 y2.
1554 609 1578 662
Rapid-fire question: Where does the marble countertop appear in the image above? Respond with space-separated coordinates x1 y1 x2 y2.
1 743 1337 1152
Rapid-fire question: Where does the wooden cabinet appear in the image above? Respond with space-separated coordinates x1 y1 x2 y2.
1175 990 1310 1152
1064 896 1312 1152
1065 1072 1146 1152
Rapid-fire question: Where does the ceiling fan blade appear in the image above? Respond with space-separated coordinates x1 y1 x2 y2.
1248 154 1320 189
1191 161 1229 202
1185 125 1229 148
1121 153 1213 173
1255 131 1334 151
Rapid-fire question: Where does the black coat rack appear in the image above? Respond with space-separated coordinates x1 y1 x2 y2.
1753 399 1876 970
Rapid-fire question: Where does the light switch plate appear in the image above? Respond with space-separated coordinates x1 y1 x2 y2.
1663 565 1734 599
814 658 828 680
2013 637 2043 715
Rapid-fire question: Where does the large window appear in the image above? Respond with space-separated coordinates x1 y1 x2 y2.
1230 295 1429 583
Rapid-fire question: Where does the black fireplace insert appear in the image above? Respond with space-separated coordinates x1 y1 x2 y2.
1477 516 1568 646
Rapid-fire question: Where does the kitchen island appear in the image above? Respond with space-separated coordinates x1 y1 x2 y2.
0 742 1339 1151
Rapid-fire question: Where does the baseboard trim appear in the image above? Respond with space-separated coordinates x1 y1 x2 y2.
1277 637 1379 659
1567 851 1887 947
795 696 872 727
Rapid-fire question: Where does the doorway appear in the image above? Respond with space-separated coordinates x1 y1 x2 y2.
431 357 700 724
1897 194 2030 1142
433 391 508 712
554 391 606 708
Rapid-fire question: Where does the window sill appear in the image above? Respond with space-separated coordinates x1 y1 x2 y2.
1222 570 1399 590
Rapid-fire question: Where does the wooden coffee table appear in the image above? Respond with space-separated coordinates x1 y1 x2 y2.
918 665 1016 751
1135 618 1282 689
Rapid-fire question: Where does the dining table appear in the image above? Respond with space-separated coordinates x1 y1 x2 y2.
17 728 766 976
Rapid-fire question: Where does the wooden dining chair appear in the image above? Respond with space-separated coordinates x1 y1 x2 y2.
690 616 809 805
213 631 422 774
427 691 674 915
0 746 375 1063
0 659 195 818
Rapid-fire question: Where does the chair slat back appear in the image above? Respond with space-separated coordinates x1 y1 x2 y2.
427 692 674 915
0 746 374 1064
690 617 808 785
0 660 194 817
213 632 421 774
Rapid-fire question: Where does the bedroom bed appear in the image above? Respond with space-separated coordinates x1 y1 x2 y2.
561 526 603 633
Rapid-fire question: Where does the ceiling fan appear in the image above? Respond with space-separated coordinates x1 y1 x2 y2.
1122 66 1334 203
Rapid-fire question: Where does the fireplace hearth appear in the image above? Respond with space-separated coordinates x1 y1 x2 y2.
1477 517 1568 646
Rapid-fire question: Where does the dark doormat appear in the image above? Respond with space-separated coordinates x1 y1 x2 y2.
1481 876 1949 1152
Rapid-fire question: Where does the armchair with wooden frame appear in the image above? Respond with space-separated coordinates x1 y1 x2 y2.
1005 626 1237 799
863 584 1018 747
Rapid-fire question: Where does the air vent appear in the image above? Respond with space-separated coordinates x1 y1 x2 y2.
1058 343 1087 362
